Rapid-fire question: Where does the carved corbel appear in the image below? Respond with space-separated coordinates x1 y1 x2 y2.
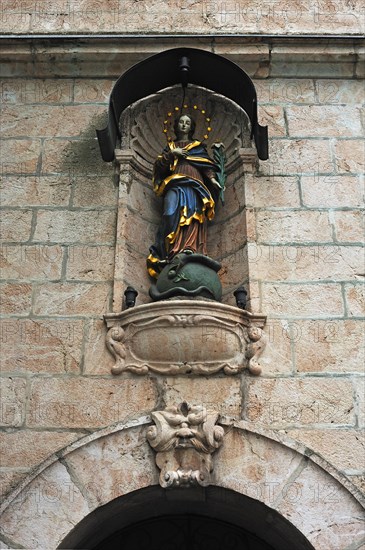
104 301 267 376
147 402 225 488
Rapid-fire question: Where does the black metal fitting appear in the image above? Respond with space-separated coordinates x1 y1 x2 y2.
233 287 247 309
124 286 138 308
179 56 190 88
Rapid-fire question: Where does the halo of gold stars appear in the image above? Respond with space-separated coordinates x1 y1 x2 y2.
163 104 212 143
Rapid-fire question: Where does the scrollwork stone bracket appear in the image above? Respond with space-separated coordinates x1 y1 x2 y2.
104 300 267 376
147 401 225 488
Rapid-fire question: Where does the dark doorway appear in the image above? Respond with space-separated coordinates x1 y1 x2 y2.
93 514 275 550
59 485 315 550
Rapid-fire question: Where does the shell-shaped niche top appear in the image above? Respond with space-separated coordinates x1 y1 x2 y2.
119 85 251 171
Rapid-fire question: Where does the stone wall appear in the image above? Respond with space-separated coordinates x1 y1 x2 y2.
0 0 364 35
0 36 364 548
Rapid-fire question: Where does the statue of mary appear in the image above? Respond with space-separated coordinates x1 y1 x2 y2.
147 113 223 279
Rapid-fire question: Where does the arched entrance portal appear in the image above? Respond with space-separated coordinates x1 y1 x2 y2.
95 515 275 549
59 486 315 550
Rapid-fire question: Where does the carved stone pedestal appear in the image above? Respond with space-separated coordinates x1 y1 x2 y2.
104 300 266 376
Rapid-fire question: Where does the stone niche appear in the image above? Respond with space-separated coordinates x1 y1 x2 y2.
112 84 257 309
105 84 266 376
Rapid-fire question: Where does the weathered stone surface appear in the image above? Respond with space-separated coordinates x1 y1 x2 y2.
0 431 80 468
0 210 33 242
245 176 300 208
261 282 344 316
0 244 63 280
0 377 26 428
33 210 116 244
271 57 355 79
220 180 246 216
247 244 364 282
244 378 354 427
256 211 333 243
33 282 111 315
0 139 41 174
301 175 364 207
0 319 83 374
259 139 332 176
72 176 117 207
287 106 363 137
41 137 114 176
0 0 363 34
335 139 365 173
73 79 113 103
0 176 71 206
258 105 286 137
218 248 249 290
355 47 365 78
0 283 32 315
345 283 365 317
355 378 365 429
334 210 364 243
294 320 365 373
1 105 105 138
253 79 316 104
242 207 257 243
215 429 303 507
113 243 151 305
286 429 365 472
125 181 162 224
116 206 157 257
27 378 158 428
257 318 294 375
316 79 365 104
64 428 158 507
208 211 247 258
245 279 261 312
348 475 365 494
83 318 115 375
276 460 365 549
0 79 73 104
0 470 30 499
66 245 114 281
0 461 90 549
162 377 242 418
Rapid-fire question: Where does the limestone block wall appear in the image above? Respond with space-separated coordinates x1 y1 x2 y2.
0 0 364 35
0 38 364 540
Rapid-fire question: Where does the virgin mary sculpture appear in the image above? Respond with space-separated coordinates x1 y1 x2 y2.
147 113 224 279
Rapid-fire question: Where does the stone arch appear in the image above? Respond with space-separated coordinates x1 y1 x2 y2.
0 418 363 549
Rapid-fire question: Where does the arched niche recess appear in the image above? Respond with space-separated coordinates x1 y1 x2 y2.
111 84 257 310
1 420 363 549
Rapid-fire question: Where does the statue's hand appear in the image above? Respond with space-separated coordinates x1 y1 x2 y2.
173 148 188 158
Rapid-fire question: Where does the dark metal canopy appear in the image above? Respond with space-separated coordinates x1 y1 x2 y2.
96 47 268 161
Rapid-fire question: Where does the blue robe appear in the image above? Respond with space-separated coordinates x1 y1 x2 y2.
147 140 220 278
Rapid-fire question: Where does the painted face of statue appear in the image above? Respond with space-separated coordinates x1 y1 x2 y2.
177 115 192 137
